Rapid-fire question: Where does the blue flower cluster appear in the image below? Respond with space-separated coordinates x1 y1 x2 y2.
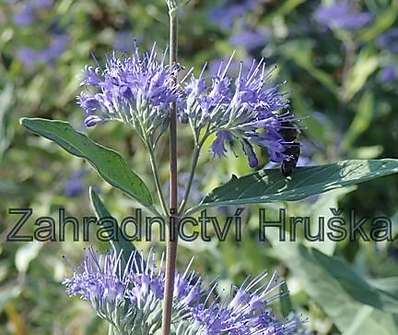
78 45 178 146
183 58 293 167
64 248 301 335
78 45 297 168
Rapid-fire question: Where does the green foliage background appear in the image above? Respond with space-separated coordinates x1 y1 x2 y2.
1 0 398 334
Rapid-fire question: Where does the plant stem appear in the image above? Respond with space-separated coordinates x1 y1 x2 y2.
147 143 168 216
178 144 201 215
161 2 178 335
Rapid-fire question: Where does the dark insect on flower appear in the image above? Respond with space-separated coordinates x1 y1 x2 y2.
280 119 301 177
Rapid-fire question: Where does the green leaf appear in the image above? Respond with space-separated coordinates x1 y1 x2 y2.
342 306 397 335
192 159 398 211
89 187 143 267
279 282 293 318
342 91 374 150
359 5 398 43
20 118 153 208
368 277 398 299
274 243 398 334
342 48 378 102
313 249 398 313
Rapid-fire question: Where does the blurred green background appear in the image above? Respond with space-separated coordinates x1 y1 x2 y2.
1 0 398 334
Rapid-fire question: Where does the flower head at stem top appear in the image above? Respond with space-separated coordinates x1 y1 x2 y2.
77 44 179 149
181 56 297 169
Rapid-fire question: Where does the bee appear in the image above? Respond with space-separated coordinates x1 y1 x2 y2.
280 120 301 177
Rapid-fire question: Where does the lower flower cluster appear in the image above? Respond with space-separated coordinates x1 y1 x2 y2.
63 248 301 335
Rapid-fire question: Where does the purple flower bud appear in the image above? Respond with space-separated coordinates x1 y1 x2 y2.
84 115 104 127
212 131 233 157
242 140 259 168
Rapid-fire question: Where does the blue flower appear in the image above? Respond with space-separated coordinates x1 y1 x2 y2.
314 1 372 31
183 57 295 168
64 249 302 334
183 272 301 334
78 45 178 146
64 248 206 334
